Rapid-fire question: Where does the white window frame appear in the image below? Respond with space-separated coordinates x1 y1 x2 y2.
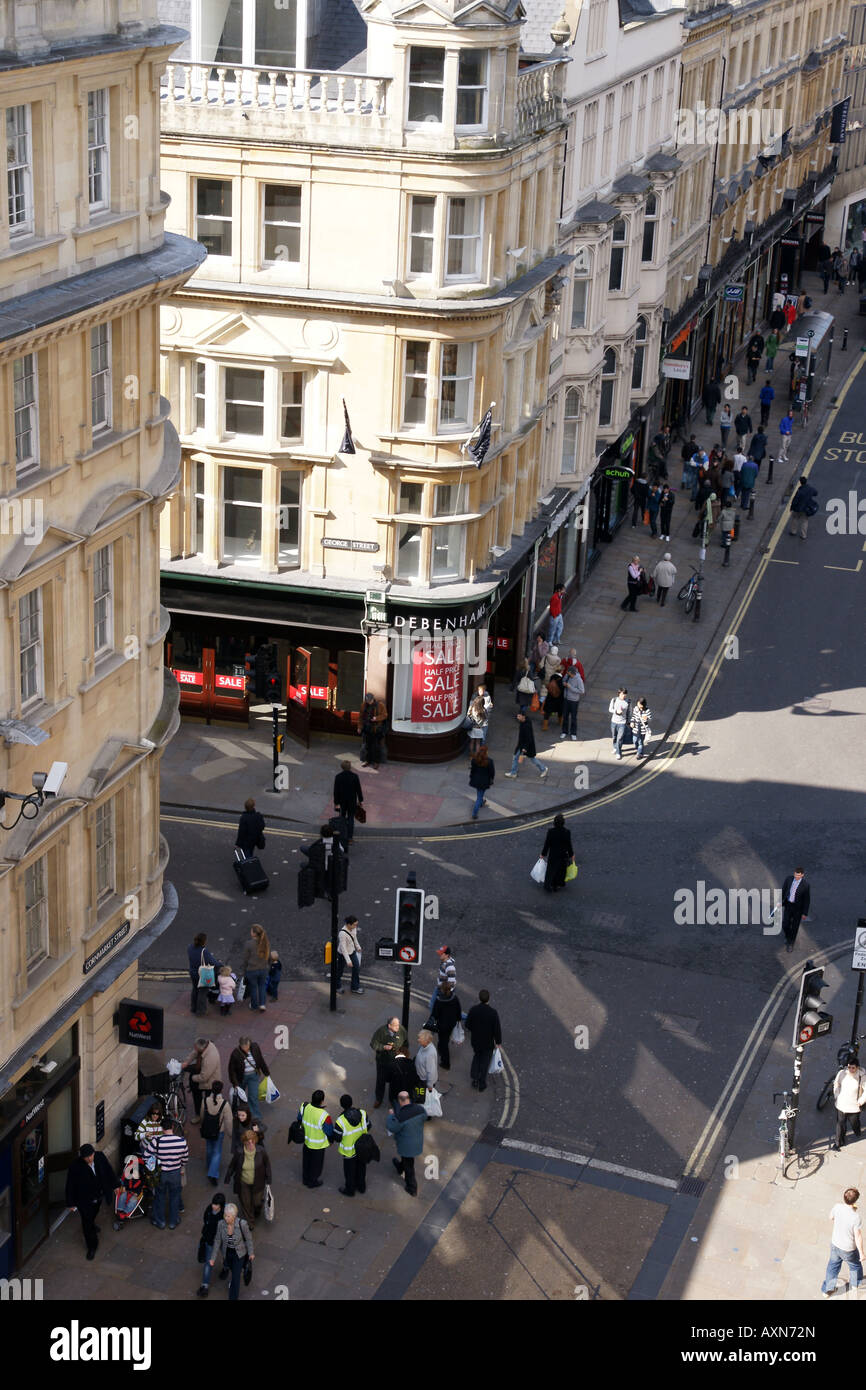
608 219 627 292
223 365 265 439
195 177 233 258
632 317 648 391
221 465 264 565
561 387 581 474
599 348 617 428
438 342 476 432
397 480 425 514
91 322 112 435
193 459 206 555
456 50 489 130
618 83 634 167
394 519 424 581
407 47 445 126
193 359 206 431
571 248 592 329
13 353 39 479
279 370 304 442
93 544 113 657
18 587 43 708
87 88 110 212
6 104 33 236
402 341 430 429
278 470 302 569
408 194 436 277
430 521 466 581
445 196 483 281
95 799 116 902
642 193 659 264
24 857 49 971
261 183 301 266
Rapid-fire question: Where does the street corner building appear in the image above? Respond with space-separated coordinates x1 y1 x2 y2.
0 0 203 1277
156 0 581 759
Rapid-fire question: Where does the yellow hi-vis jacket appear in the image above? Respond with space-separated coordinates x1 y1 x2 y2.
335 1110 368 1158
301 1104 330 1149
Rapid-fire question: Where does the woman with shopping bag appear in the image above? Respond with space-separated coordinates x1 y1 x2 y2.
465 989 503 1093
429 983 462 1071
538 813 575 893
224 1129 272 1228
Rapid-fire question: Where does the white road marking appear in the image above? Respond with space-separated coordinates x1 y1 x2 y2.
500 1137 678 1190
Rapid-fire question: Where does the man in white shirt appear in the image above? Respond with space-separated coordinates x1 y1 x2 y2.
831 1054 866 1150
822 1188 864 1296
732 450 747 498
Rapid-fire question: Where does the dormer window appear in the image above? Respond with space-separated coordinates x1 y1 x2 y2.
408 48 445 124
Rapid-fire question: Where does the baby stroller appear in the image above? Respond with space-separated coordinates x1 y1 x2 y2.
113 1154 147 1230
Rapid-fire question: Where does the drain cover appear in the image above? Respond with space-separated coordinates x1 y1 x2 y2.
678 1175 706 1198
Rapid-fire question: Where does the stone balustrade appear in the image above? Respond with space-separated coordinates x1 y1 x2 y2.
515 59 566 137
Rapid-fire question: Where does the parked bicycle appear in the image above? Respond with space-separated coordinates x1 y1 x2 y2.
817 1035 866 1111
677 568 704 620
773 1087 820 1180
154 1059 187 1132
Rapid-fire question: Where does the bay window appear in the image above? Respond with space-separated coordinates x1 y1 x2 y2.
456 51 488 128
599 347 617 427
408 48 445 124
402 342 429 427
278 472 301 567
222 467 263 563
609 219 627 292
632 317 647 391
562 387 580 473
410 196 435 274
445 197 482 279
438 343 474 430
224 367 264 437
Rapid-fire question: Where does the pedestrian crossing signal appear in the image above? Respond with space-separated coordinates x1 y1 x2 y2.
275 734 284 753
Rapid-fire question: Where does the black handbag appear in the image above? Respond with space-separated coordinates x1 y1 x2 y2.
243 1257 253 1286
197 1238 206 1263
256 834 266 850
288 1104 306 1144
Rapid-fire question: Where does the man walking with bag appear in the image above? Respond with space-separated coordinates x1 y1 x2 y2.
333 760 364 843
504 712 548 779
789 476 818 539
560 665 584 740
236 798 265 858
465 989 502 1093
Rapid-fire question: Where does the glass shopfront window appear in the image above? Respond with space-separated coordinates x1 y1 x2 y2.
390 632 468 735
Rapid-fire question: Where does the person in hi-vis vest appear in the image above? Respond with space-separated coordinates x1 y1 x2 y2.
298 1090 334 1189
334 1093 369 1196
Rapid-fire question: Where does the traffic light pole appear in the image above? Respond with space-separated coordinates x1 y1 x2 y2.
401 964 412 1032
328 843 341 1014
269 703 280 793
789 1042 805 1150
851 971 865 1047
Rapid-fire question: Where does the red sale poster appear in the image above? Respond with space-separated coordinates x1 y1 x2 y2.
410 639 463 722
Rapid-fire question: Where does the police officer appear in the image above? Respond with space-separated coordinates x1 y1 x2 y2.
334 1093 369 1197
298 1089 334 1189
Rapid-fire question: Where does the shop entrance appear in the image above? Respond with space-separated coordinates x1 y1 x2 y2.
286 645 365 748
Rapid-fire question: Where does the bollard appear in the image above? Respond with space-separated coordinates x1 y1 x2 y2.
766 453 775 484
748 490 756 519
734 513 741 541
842 328 849 351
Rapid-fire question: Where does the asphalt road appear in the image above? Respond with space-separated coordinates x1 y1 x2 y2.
147 368 866 1190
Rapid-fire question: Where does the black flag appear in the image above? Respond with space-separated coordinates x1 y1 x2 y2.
465 407 492 468
339 398 356 455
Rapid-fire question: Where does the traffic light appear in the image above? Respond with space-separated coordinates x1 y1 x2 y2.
394 887 425 965
297 862 317 908
793 962 833 1046
266 672 282 702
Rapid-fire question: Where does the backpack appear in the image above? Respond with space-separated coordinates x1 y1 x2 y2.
200 1099 226 1140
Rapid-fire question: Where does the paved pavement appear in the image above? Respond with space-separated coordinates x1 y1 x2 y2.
160 285 865 832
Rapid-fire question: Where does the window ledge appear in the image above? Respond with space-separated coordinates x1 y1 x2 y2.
13 946 77 1010
378 430 476 445
0 231 66 263
78 650 129 695
76 425 140 463
183 438 312 461
373 511 478 525
71 208 140 238
82 895 132 944
3 462 71 499
17 695 74 727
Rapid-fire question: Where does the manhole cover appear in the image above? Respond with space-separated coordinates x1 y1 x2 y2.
303 1220 337 1244
325 1227 356 1250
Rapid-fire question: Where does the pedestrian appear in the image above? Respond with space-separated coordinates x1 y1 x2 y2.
653 552 677 606
733 406 752 449
469 743 495 820
620 555 642 612
386 1091 428 1196
188 932 218 1017
768 301 786 336
465 989 503 1092
200 1080 232 1186
748 428 767 466
387 1049 421 1107
745 333 764 384
541 668 564 732
609 687 630 760
430 982 462 1070
228 1036 271 1121
429 944 457 1012
135 1101 164 1168
547 582 566 646
225 1128 272 1225
778 410 793 462
719 462 734 496
540 812 575 892
560 665 584 740
765 331 779 373
541 642 563 688
370 1016 408 1108
849 247 862 286
719 403 732 450
529 634 549 677
504 711 549 779
759 379 774 427
151 1118 189 1230
65 1143 120 1261
209 1203 254 1301
836 250 848 293
216 965 238 1016
336 914 364 995
719 499 735 563
266 949 282 1001
702 377 721 424
789 476 818 539
631 473 649 528
334 1094 370 1197
739 458 758 511
732 447 746 496
821 1189 864 1297
646 481 662 537
830 1057 866 1151
658 484 675 541
561 647 586 680
821 259 832 293
513 658 536 711
242 923 270 1013
680 433 699 490
414 1030 439 1101
183 1037 222 1120
630 697 652 758
235 796 265 862
297 1090 335 1188
689 448 709 502
333 759 363 843
781 866 810 951
230 1102 266 1154
465 691 489 752
196 1191 226 1296
359 691 388 768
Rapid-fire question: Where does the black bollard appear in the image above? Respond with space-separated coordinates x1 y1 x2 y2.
766 453 775 484
734 513 741 542
842 328 849 351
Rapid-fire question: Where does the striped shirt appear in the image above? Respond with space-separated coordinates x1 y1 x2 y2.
437 956 457 990
154 1132 189 1172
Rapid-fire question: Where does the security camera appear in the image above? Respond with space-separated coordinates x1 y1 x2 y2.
31 771 47 792
42 762 68 797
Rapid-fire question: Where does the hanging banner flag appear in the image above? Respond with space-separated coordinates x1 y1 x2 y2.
831 97 851 144
339 398 356 454
462 405 493 467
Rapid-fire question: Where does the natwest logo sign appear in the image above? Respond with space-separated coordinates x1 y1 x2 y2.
116 998 164 1050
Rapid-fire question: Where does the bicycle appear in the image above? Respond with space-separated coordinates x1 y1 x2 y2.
677 568 704 619
817 1035 866 1111
154 1064 187 1132
775 1089 799 1178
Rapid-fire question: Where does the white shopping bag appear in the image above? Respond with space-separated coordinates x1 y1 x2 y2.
451 1021 465 1045
423 1087 443 1118
265 1077 280 1104
263 1183 275 1222
530 857 546 884
488 1046 504 1075
230 1085 248 1105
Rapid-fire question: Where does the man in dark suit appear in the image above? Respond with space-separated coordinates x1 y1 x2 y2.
235 798 265 859
333 761 364 843
782 867 811 952
65 1143 120 1260
465 989 503 1092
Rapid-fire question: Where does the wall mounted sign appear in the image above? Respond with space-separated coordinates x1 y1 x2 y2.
322 538 380 552
662 358 692 379
116 999 164 1050
83 921 130 975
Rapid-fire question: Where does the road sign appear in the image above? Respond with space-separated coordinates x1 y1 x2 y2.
398 944 416 963
852 926 866 970
795 336 810 358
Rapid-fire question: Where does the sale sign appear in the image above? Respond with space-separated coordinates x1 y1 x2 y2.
410 639 463 722
172 669 203 687
215 673 245 692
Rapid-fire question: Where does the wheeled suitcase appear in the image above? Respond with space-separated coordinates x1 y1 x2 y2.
234 847 269 895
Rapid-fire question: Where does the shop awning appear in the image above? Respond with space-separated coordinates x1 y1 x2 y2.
161 575 364 634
